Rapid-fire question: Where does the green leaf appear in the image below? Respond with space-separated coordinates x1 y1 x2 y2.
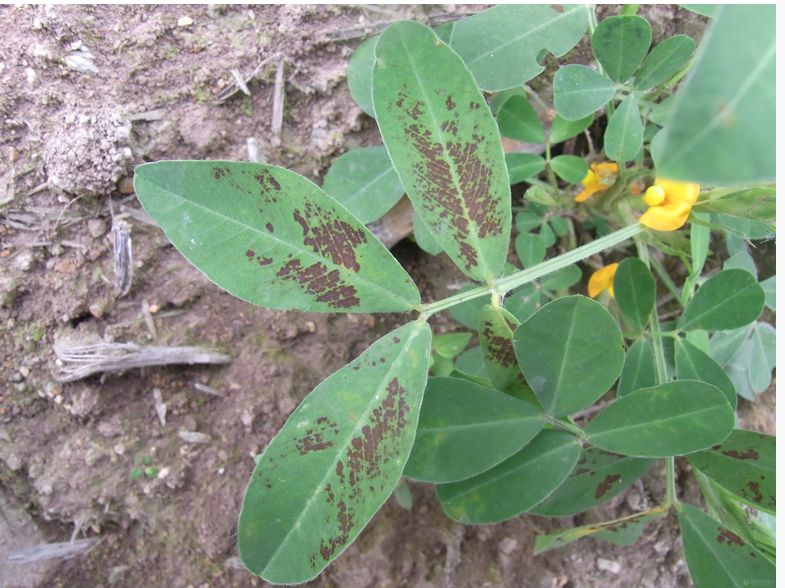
537 220 556 248
540 264 582 291
515 232 546 268
413 211 443 255
322 146 404 223
687 429 775 513
683 212 711 298
531 448 654 517
616 338 657 397
604 96 643 163
237 321 431 583
505 153 546 185
496 95 545 143
453 346 491 382
682 5 717 17
430 354 454 377
515 210 543 232
634 34 696 90
675 338 736 409
760 276 775 310
433 22 454 44
709 325 752 367
678 504 775 588
437 430 581 523
679 269 764 331
478 305 523 391
405 377 544 483
134 161 420 313
550 155 588 184
613 258 655 330
585 381 735 458
550 113 594 144
515 296 625 417
433 332 472 359
702 186 775 225
448 285 489 330
747 322 775 394
374 21 511 281
723 251 757 278
553 65 616 121
450 5 589 91
504 283 542 322
347 35 378 117
655 5 775 184
549 215 570 237
591 15 652 83
535 512 659 554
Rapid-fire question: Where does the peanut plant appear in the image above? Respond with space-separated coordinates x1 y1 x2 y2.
134 5 775 586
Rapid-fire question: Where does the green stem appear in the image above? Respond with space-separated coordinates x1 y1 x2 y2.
666 457 678 507
419 224 643 318
544 141 560 192
545 414 586 438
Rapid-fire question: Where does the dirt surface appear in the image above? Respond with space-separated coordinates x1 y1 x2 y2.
0 5 772 588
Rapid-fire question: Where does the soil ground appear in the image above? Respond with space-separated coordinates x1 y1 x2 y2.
0 5 773 588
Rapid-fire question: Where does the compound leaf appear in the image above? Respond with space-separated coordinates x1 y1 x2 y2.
686 429 775 513
478 305 523 391
404 377 544 483
374 21 511 281
322 146 404 223
585 381 735 458
604 96 643 163
238 321 431 584
514 296 625 417
450 5 589 91
134 161 420 313
437 430 581 524
634 34 696 90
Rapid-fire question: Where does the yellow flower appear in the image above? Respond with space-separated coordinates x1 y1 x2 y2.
639 178 701 231
575 162 619 202
588 263 619 298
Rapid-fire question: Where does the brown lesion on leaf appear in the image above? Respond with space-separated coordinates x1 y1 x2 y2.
245 249 272 266
445 95 456 110
318 500 356 562
396 89 504 271
295 416 340 455
570 467 591 478
212 166 229 179
716 527 744 546
481 319 517 368
276 259 360 309
595 474 622 499
292 201 368 272
722 447 759 460
744 481 764 504
266 222 274 232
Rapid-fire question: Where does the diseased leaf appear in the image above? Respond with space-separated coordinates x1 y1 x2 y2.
505 153 546 185
617 338 658 397
604 96 643 163
675 338 736 408
404 377 544 483
678 504 775 588
613 258 655 330
515 232 546 268
585 380 735 458
634 34 696 90
531 448 654 517
591 15 652 83
347 35 378 117
656 5 775 184
238 322 431 584
478 305 523 391
535 512 660 554
496 95 545 143
437 430 581 524
679 269 764 331
134 161 420 313
515 296 625 417
550 155 588 184
374 21 511 281
554 65 616 120
322 146 404 223
687 429 775 513
550 113 594 144
413 211 443 255
450 5 589 91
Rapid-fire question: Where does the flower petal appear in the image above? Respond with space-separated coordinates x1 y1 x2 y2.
654 178 700 205
640 201 692 231
588 263 619 298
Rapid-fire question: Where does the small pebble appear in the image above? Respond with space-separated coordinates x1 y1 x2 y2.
117 177 135 194
177 16 194 27
499 537 519 554
87 218 106 238
597 558 621 574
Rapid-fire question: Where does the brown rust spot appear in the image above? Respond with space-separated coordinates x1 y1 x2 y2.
744 481 764 504
246 249 255 258
716 528 744 546
445 95 456 110
276 259 360 309
266 222 274 232
481 319 517 368
292 202 368 272
295 417 339 455
212 166 229 179
255 170 282 192
318 500 356 561
722 447 759 460
595 474 622 499
257 256 272 266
